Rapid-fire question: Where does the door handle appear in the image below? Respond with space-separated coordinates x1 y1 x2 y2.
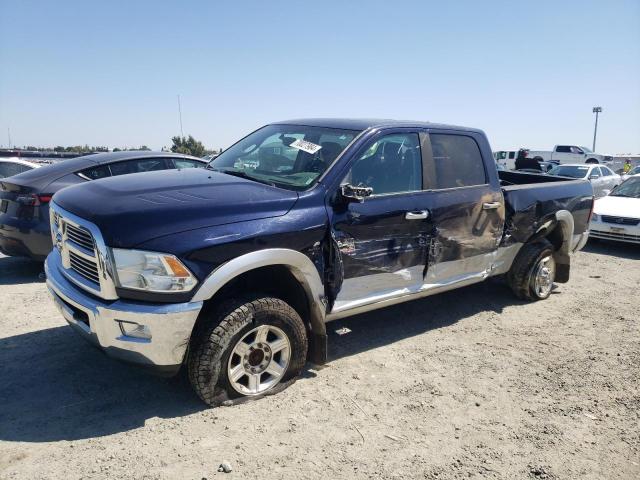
405 210 429 220
482 202 501 210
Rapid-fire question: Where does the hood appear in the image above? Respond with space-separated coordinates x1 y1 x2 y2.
53 168 299 247
593 195 640 218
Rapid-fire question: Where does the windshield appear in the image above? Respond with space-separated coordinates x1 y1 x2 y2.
210 124 360 190
548 165 590 179
610 177 640 198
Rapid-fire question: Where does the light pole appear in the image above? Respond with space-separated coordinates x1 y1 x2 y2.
592 106 602 151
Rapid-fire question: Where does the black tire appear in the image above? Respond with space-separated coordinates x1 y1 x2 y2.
507 241 556 301
188 295 307 406
586 158 599 164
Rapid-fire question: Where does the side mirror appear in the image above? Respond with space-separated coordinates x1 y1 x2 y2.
589 174 599 180
339 183 373 203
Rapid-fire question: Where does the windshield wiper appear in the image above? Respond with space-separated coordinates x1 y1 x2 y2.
215 168 277 187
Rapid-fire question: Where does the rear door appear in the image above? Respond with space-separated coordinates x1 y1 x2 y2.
554 146 574 164
422 130 505 284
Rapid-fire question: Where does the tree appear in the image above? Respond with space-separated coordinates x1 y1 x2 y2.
171 135 205 157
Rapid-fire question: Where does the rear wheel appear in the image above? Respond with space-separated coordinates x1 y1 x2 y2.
188 295 308 406
507 241 556 300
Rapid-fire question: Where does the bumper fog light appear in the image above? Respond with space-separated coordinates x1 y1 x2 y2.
117 320 152 340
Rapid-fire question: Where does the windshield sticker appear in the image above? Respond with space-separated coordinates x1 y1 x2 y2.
290 139 322 155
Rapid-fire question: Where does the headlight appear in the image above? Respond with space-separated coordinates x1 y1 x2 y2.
111 248 197 293
591 214 600 222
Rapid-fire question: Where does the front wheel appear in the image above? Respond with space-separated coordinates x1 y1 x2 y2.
586 158 600 164
507 241 556 300
188 296 308 406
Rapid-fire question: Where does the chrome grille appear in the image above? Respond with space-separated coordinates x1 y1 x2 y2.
49 202 118 300
601 216 640 226
69 251 100 284
66 223 95 250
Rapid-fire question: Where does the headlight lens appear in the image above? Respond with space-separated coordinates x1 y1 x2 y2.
591 213 600 222
111 248 197 293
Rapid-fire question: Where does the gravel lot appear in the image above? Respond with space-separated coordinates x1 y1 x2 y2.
1 241 639 480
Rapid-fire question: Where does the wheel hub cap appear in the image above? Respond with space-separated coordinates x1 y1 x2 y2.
533 255 555 297
228 324 291 396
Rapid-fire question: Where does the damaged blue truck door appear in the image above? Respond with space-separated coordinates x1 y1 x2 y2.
421 129 505 285
329 129 434 311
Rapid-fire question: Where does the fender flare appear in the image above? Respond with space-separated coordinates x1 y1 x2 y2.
191 248 327 339
553 210 574 283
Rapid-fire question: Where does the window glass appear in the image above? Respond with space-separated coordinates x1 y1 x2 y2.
600 166 612 176
78 165 111 180
508 151 515 159
344 133 422 195
211 124 359 190
173 158 204 169
429 134 486 189
570 146 584 154
0 162 31 178
556 146 571 153
548 165 589 178
110 158 168 176
590 167 601 178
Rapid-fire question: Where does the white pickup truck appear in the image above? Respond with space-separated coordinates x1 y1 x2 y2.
528 145 613 165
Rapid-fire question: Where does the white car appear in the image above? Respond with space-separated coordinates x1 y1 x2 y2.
621 165 640 181
0 158 42 179
589 177 640 244
547 164 620 198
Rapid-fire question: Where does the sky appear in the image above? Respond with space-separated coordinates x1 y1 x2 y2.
1 0 639 154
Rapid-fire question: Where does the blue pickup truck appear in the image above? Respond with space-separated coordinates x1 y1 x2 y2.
45 119 593 406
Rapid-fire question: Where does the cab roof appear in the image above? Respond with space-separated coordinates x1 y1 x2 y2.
272 118 484 134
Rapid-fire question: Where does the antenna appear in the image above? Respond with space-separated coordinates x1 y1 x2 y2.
177 95 184 138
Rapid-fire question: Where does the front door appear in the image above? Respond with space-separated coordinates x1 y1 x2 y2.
329 131 432 312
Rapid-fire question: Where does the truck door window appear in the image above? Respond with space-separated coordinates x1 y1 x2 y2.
508 151 515 159
344 133 422 195
556 146 571 153
428 134 486 189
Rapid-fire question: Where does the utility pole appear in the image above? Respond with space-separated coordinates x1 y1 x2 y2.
7 127 11 149
177 95 184 138
592 106 602 151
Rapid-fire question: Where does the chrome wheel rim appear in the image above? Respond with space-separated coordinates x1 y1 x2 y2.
532 255 555 297
227 324 291 396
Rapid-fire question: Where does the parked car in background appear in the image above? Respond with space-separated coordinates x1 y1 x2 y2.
590 177 640 244
528 145 613 165
0 158 42 178
0 151 206 260
621 165 640 181
548 164 620 198
44 118 593 405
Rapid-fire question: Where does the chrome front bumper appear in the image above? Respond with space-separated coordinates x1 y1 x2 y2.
45 251 203 374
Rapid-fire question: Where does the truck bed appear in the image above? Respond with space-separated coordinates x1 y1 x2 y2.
497 170 594 244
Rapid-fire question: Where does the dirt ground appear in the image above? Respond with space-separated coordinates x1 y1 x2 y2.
0 240 639 480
